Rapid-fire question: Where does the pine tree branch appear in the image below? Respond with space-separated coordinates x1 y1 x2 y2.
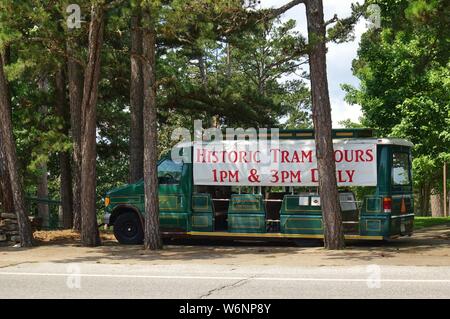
267 0 307 20
325 14 338 26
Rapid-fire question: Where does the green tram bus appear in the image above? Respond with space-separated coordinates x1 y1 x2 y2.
103 129 414 244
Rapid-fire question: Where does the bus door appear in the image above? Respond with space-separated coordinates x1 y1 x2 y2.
157 158 191 231
390 146 414 235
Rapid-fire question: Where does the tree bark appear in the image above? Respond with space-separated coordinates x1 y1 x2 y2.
36 162 49 227
142 10 162 250
0 136 14 215
305 0 344 249
67 42 84 231
0 51 33 246
448 191 450 218
198 52 207 89
129 9 145 184
226 42 232 80
430 190 443 217
0 47 13 216
418 183 430 216
36 79 50 227
55 68 74 229
80 4 104 247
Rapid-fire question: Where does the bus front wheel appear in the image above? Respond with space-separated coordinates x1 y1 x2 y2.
113 212 144 245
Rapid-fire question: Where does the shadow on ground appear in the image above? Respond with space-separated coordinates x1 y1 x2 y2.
1 225 448 266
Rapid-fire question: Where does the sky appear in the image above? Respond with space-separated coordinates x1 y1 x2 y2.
260 0 368 127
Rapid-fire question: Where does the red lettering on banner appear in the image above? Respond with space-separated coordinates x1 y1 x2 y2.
337 170 356 183
197 149 264 164
229 151 237 163
212 169 239 182
291 151 300 163
271 169 279 183
346 170 355 182
281 150 290 163
302 150 313 163
228 171 239 182
195 142 376 186
334 149 375 163
272 149 314 163
253 151 261 163
355 150 364 162
220 170 227 181
311 168 318 182
196 148 205 163
366 149 374 162
337 170 344 183
271 149 280 163
289 171 301 183
211 151 218 163
334 150 343 163
270 170 302 183
238 151 246 163
344 150 354 162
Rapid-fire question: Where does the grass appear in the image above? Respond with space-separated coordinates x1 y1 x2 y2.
414 216 450 229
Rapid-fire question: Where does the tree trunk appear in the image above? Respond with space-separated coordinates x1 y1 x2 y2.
430 190 443 217
36 162 49 227
36 79 50 227
0 136 14 215
68 41 84 232
305 0 344 249
226 42 232 80
142 10 162 250
198 52 207 89
129 9 145 184
424 183 431 216
80 4 104 247
418 183 430 216
0 47 13 216
0 51 33 247
448 191 450 218
55 68 74 229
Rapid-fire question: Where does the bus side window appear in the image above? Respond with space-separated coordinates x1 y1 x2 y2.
158 159 183 185
392 152 411 186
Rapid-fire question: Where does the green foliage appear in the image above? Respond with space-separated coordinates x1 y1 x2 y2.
327 2 366 44
344 0 450 191
338 119 365 129
414 216 450 229
156 16 311 152
0 0 311 211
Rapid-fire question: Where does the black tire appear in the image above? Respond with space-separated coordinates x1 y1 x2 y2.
113 212 144 245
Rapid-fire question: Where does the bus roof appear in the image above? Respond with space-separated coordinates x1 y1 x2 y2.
221 128 375 140
175 137 413 149
174 128 413 148
374 138 414 147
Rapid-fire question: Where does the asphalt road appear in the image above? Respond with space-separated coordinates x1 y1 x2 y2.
0 262 449 298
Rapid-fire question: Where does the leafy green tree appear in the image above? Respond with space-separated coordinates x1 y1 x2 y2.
344 0 450 214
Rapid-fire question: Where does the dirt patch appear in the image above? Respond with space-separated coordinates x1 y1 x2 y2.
33 229 116 245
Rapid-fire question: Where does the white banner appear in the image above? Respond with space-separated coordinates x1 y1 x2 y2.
193 139 377 186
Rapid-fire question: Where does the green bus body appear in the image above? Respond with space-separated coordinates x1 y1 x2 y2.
104 129 414 244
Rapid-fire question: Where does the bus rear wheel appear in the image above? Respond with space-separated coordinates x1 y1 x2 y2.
113 212 144 245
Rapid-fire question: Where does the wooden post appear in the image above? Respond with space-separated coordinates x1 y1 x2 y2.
444 162 447 217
